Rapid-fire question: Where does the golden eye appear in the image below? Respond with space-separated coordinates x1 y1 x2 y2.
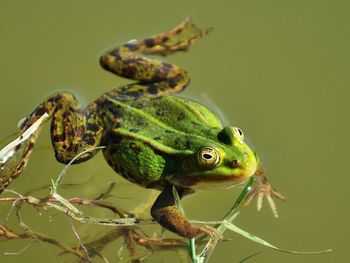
233 127 244 141
197 147 220 168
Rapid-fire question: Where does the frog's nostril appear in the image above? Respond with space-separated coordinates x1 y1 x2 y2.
231 160 239 168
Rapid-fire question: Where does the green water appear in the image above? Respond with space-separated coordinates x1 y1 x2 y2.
0 1 349 262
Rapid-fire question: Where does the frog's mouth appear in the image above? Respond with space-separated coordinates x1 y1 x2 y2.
168 169 255 190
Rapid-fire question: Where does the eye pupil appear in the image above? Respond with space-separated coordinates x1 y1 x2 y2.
203 153 212 160
237 128 243 136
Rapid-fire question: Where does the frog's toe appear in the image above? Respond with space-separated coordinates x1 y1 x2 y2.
259 187 286 218
153 19 212 55
243 176 286 218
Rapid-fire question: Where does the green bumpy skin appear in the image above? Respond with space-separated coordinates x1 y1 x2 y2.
16 18 258 238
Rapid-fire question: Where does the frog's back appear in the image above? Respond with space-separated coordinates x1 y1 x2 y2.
104 96 223 150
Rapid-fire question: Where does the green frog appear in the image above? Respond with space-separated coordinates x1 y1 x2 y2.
12 18 283 238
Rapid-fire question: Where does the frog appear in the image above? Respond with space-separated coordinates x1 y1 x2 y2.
9 18 284 238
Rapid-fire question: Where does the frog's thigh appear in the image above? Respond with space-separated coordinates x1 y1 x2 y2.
151 186 201 238
21 92 103 164
51 102 103 164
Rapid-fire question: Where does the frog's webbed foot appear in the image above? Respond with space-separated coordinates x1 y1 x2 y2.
141 16 212 56
243 171 286 218
196 225 222 240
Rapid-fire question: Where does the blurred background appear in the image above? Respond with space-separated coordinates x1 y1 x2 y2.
0 0 349 262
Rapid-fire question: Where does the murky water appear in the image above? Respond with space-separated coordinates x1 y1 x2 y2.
0 1 349 262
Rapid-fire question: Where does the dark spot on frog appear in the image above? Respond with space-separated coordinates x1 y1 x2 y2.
87 122 100 132
15 144 22 151
129 128 139 133
231 160 239 168
48 95 61 104
51 121 57 131
152 69 168 82
168 78 178 89
110 49 122 60
35 107 47 117
177 112 186 121
124 42 139 51
161 36 169 42
122 66 137 77
27 142 34 151
62 111 70 119
56 104 63 111
165 130 174 134
53 134 66 142
83 133 95 145
143 38 155 48
147 85 158 95
175 27 183 34
153 137 161 141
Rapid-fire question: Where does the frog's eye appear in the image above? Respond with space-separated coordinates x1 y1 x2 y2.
197 147 220 168
233 127 244 141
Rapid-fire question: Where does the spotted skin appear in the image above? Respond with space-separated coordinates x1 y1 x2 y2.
99 17 211 100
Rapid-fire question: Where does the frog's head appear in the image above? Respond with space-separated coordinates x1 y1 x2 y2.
169 127 258 189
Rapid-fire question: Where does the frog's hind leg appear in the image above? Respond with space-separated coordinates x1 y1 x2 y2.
99 18 211 100
19 92 104 164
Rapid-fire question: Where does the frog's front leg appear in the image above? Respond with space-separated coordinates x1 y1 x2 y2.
98 18 211 101
243 164 286 217
19 92 104 164
151 186 214 238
